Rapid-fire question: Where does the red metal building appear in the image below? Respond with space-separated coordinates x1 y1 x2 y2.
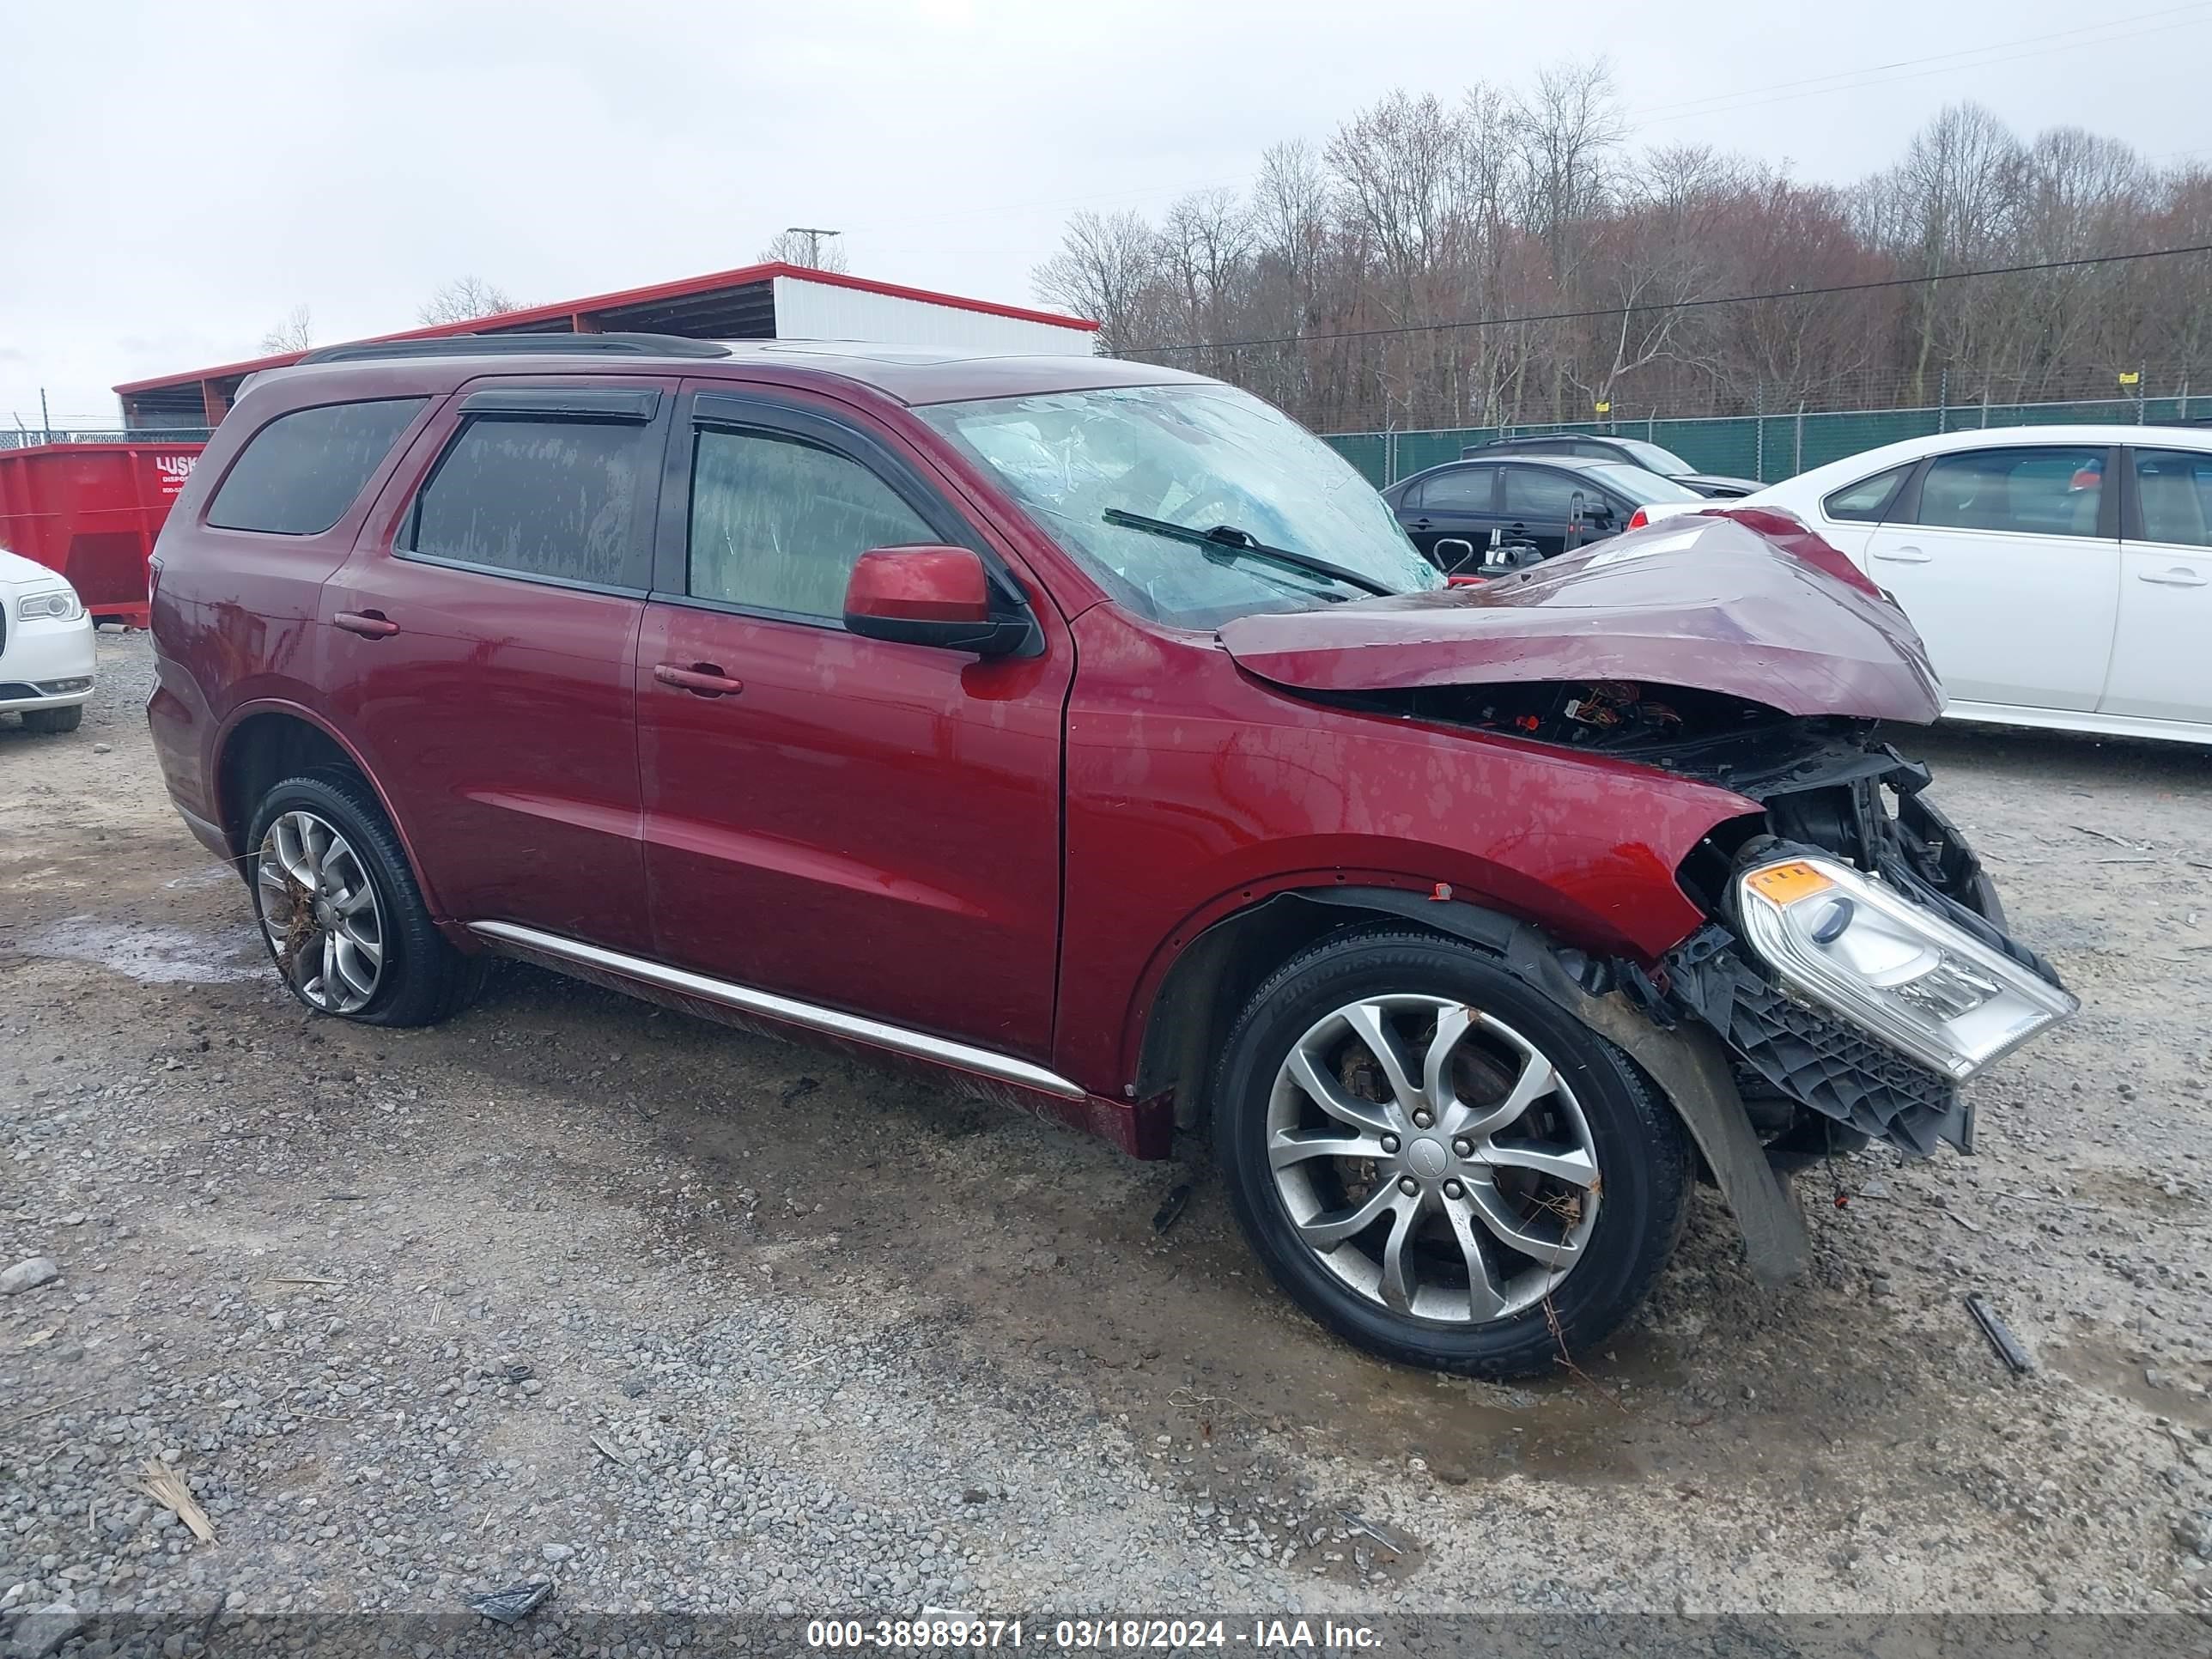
3 263 1096 625
113 261 1099 428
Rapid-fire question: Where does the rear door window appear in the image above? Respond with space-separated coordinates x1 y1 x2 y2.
1911 447 2109 539
1419 468 1495 511
206 398 426 535
402 416 655 587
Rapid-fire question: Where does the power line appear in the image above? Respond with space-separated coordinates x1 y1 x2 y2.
1625 3 2209 126
1138 242 2212 356
1632 15 2210 133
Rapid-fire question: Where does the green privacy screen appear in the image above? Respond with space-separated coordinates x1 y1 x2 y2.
1322 396 2203 488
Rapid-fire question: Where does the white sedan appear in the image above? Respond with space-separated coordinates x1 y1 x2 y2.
1639 425 2212 745
0 548 96 734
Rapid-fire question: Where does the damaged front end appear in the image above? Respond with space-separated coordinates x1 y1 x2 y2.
1340 676 2076 1163
1218 514 2078 1168
1650 731 2075 1163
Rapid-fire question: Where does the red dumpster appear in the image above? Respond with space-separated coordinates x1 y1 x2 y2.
0 441 204 628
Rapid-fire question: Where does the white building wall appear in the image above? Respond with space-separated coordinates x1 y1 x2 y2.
772 276 1097 355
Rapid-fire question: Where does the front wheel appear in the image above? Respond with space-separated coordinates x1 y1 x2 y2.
1212 927 1692 1378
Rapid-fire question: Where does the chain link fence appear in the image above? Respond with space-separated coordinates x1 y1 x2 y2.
3 426 214 451
1321 390 2209 489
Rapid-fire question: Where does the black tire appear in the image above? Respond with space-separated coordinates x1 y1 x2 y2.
21 704 83 734
1212 925 1692 1379
246 769 488 1028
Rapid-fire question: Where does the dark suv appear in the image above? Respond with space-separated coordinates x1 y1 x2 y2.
147 335 2074 1377
1467 433 1763 497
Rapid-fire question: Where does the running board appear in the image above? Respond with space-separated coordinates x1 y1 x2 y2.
465 920 1086 1100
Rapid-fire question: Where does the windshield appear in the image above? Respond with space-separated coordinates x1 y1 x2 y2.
1616 438 1695 476
918 382 1442 627
1583 463 1705 504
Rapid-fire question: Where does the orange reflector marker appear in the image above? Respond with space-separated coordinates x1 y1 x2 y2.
1743 861 1837 906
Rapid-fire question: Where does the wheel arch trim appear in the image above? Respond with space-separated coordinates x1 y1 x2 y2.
1137 883 1810 1285
210 699 447 917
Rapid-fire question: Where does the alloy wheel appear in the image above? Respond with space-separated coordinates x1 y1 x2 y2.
256 809 386 1014
1265 994 1602 1323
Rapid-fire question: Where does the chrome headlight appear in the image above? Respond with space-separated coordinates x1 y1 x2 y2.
1734 854 2076 1080
16 586 83 622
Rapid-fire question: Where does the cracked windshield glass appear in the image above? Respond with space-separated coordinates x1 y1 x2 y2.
921 382 1441 626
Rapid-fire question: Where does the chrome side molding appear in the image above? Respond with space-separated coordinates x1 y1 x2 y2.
466 920 1087 1100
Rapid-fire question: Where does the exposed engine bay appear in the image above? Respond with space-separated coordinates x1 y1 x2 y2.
1339 678 2074 1166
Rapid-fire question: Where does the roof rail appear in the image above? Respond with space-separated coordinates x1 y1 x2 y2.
294 332 733 367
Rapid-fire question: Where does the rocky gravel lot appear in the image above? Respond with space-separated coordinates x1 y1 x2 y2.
3 633 2211 1649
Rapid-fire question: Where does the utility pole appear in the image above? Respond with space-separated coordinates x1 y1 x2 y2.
784 227 841 267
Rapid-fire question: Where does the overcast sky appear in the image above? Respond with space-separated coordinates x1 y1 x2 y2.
3 0 2205 422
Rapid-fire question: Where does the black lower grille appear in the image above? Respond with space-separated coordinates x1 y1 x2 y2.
0 682 39 700
1662 924 1966 1158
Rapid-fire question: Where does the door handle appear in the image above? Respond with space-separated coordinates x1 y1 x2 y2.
2138 568 2209 587
332 610 400 639
1872 547 1932 564
653 661 745 698
1410 518 1432 529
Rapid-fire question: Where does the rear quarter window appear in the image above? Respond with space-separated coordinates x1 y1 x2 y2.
205 398 427 535
1822 464 1913 524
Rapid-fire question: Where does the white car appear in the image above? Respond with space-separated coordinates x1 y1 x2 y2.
1638 425 2212 745
0 548 96 734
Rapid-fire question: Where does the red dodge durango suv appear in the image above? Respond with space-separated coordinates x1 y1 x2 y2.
147 334 2075 1376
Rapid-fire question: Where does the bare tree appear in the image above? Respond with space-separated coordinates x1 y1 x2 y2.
258 305 315 355
1872 102 2026 399
758 229 850 272
1158 187 1253 359
417 276 520 325
1031 210 1159 353
1514 61 1626 278
1025 67 2209 434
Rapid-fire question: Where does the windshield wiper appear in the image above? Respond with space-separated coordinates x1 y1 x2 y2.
1103 508 1395 599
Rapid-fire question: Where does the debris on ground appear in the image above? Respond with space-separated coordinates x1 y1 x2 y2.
1965 1293 2036 1375
1150 1182 1193 1235
464 1581 553 1625
1340 1510 1407 1556
140 1459 218 1542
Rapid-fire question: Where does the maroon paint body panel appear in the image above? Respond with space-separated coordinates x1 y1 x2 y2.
635 601 1072 1064
313 380 669 951
147 343 1953 1158
1218 514 1945 723
1051 604 1759 1088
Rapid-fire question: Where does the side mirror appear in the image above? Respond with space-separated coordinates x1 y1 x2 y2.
1431 537 1476 573
842 545 1028 656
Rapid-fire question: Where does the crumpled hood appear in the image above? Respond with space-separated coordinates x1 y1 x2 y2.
1217 512 1945 723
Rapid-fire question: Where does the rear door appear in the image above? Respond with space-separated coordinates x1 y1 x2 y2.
1396 466 1498 566
325 380 669 949
1857 444 2120 712
2102 445 2212 725
634 385 1072 1063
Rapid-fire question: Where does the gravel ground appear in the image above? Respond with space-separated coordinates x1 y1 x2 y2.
3 634 2211 1642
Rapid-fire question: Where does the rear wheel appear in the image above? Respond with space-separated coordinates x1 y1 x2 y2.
20 705 82 734
1212 927 1691 1378
246 770 485 1027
